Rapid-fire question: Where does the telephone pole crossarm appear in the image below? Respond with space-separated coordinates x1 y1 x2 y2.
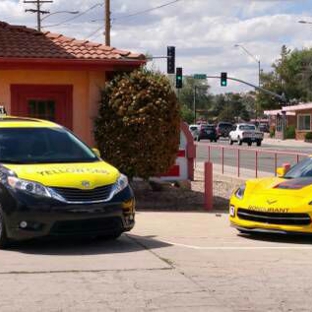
24 0 53 31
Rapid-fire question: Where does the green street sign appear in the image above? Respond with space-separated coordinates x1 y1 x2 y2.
194 74 207 79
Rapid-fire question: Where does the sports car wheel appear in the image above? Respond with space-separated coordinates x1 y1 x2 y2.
229 138 233 145
257 141 262 146
248 142 252 146
238 137 243 145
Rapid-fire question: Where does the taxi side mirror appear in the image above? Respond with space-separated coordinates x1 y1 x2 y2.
92 148 101 158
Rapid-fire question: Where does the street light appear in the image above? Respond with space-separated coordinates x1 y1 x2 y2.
298 20 312 24
234 44 261 120
41 10 79 22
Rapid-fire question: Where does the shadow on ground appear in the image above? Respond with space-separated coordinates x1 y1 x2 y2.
7 233 172 256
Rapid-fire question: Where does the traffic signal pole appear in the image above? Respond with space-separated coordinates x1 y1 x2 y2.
206 75 286 103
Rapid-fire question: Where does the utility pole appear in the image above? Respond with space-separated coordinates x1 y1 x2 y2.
105 0 111 45
24 0 53 32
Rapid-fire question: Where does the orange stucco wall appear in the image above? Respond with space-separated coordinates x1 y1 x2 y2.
0 70 106 146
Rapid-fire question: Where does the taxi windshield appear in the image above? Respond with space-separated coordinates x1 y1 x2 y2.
284 158 312 179
0 127 98 164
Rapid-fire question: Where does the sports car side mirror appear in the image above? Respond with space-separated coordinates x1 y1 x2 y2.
92 148 101 158
276 167 287 177
276 163 291 177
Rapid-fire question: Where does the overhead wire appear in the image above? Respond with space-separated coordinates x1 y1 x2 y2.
44 2 104 28
85 0 183 41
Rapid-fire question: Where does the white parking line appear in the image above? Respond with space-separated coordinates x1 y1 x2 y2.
159 240 312 250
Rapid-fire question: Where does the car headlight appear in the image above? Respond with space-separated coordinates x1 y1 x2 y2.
112 174 129 196
8 176 52 198
235 184 246 200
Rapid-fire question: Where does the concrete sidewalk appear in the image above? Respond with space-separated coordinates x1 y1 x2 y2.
264 137 312 148
196 161 273 180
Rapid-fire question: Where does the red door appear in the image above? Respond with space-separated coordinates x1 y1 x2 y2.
11 85 73 129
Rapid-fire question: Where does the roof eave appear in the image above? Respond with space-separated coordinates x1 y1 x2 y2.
0 57 146 71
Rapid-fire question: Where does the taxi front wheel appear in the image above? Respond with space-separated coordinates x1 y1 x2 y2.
97 231 122 241
0 210 9 249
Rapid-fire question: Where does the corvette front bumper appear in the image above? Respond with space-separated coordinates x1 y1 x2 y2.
229 202 312 234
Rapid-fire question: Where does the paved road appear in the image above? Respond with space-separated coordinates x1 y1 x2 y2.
196 138 312 174
2 212 312 311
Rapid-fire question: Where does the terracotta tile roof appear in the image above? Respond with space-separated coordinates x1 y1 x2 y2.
0 21 145 61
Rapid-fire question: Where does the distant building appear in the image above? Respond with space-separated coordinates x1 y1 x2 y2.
264 103 312 140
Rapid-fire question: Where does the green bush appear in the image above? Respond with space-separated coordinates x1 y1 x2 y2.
305 132 312 140
285 125 296 139
269 127 275 138
94 68 180 180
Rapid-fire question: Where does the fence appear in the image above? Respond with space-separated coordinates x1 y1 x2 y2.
204 144 309 178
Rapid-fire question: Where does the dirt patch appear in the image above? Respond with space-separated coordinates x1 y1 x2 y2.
132 170 244 212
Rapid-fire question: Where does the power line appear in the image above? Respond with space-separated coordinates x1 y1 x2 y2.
113 0 183 22
44 2 103 28
85 0 183 40
86 25 103 40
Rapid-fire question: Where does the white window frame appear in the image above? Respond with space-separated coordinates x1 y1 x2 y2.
297 114 311 131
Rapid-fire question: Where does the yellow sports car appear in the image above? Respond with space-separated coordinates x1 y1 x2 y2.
230 157 312 234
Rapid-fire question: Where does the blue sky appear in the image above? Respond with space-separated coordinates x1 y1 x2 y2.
1 0 312 94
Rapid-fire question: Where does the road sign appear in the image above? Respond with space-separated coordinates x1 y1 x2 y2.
194 74 207 79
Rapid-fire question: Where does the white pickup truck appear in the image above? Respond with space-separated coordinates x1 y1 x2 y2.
229 123 263 146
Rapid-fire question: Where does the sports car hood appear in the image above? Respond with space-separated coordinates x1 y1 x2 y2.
242 177 312 208
3 161 120 189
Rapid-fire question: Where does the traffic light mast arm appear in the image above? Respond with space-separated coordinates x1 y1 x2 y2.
206 75 286 102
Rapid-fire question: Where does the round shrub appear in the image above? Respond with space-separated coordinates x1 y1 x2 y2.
305 132 312 140
94 68 180 180
285 125 296 139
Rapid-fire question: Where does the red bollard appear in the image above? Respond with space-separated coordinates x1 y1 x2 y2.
204 162 213 211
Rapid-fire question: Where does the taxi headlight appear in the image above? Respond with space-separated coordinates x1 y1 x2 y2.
235 184 246 200
112 174 129 196
7 177 52 198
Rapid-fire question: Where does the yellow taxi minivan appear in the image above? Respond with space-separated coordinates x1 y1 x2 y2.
0 114 135 247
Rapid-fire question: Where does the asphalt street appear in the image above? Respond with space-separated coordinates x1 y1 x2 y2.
2 212 312 311
196 138 312 174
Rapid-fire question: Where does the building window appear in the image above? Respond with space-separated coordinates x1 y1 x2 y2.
28 100 56 121
298 114 311 131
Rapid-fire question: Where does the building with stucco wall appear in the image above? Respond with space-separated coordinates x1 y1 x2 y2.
0 21 145 145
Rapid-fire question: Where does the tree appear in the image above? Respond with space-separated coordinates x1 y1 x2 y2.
210 93 250 122
94 68 180 180
257 45 312 110
173 76 213 123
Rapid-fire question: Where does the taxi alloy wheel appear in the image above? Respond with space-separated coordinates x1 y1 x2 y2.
0 209 9 249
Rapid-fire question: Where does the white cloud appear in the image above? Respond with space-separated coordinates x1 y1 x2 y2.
0 0 311 94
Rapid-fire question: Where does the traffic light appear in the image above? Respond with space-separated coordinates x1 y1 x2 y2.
221 72 227 87
167 46 175 74
176 67 183 88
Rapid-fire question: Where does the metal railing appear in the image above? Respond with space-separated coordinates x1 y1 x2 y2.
206 144 309 178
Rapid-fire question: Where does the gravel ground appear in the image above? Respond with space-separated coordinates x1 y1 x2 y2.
133 167 244 211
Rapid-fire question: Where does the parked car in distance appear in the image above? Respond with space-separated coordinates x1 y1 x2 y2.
229 123 264 146
216 122 233 138
259 122 269 133
189 124 200 141
196 124 218 142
